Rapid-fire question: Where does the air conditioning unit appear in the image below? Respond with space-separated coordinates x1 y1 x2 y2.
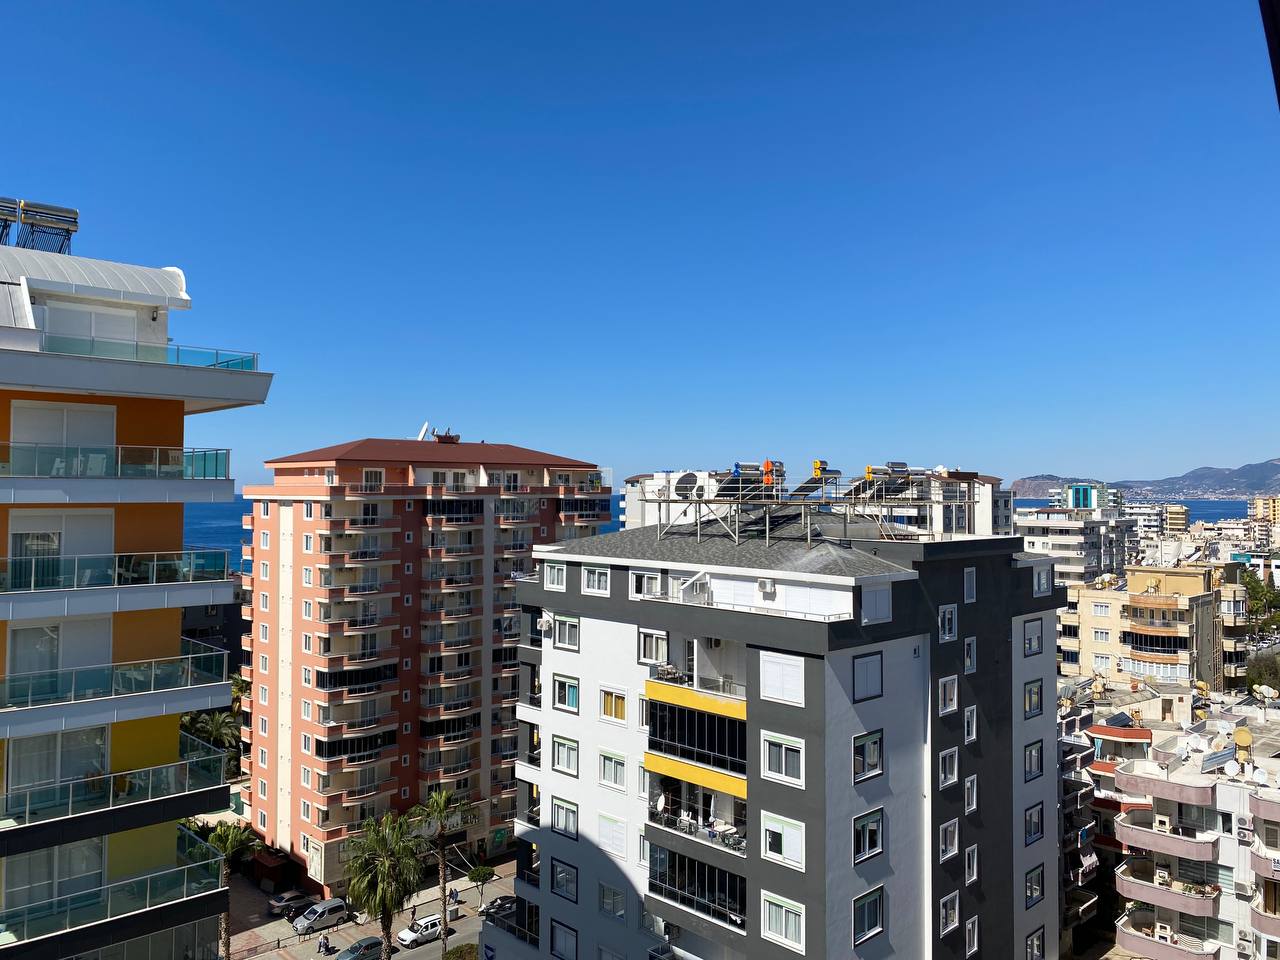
1154 814 1173 833
1238 814 1254 829
1155 868 1171 886
1239 828 1254 842
536 616 552 631
1155 922 1173 940
757 578 776 593
1238 928 1254 946
1235 881 1253 899
707 637 722 649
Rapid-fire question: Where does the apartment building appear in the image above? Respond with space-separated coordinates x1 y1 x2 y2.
0 204 271 958
1085 705 1280 959
484 515 1064 960
1057 692 1100 957
1056 566 1223 689
1015 482 1134 586
1164 504 1190 537
239 437 608 897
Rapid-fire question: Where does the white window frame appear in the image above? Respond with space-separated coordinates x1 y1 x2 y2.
551 797 578 839
964 844 978 885
852 887 884 946
582 566 610 596
963 636 977 674
553 616 580 652
544 563 566 592
964 774 978 814
599 751 626 792
964 704 977 743
853 731 884 782
551 736 579 776
860 583 892 625
966 916 979 956
599 686 626 725
760 890 805 955
939 891 960 937
637 629 668 665
629 570 660 599
853 808 883 864
759 651 805 707
938 604 957 643
760 811 805 872
939 747 959 789
762 731 805 788
939 818 959 862
963 567 976 604
938 676 958 716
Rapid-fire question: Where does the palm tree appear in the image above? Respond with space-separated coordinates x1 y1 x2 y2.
418 788 473 959
197 710 240 748
345 812 428 960
207 822 260 960
230 674 250 713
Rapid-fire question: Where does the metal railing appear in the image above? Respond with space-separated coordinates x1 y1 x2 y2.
647 805 748 854
39 332 258 370
648 878 746 930
0 733 226 828
0 549 230 593
648 663 746 699
640 589 853 623
1 639 227 709
0 828 222 944
0 444 231 480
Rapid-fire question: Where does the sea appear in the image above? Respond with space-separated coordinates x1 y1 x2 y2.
1014 498 1250 524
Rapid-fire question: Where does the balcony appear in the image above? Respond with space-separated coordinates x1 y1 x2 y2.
1114 810 1218 860
0 639 228 737
0 443 235 503
1062 775 1093 810
316 776 398 803
1064 888 1098 927
1059 734 1093 772
1251 840 1280 881
647 798 747 858
1114 909 1219 959
639 585 852 623
0 827 223 948
1252 895 1280 938
1114 860 1220 917
1251 789 1280 823
1115 759 1216 806
1063 821 1094 851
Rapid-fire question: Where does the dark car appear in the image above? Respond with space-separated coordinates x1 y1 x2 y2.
283 898 319 922
336 937 382 960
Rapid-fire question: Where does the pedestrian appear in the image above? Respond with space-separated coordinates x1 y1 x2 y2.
410 904 417 922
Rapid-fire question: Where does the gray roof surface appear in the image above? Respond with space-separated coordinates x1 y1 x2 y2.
0 247 189 328
545 523 912 579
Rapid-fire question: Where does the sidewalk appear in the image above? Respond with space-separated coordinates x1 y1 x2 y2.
231 860 516 960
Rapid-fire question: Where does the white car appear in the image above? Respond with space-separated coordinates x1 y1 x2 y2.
267 890 311 915
396 915 444 946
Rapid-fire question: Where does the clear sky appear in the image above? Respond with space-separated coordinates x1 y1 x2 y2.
8 2 1278 486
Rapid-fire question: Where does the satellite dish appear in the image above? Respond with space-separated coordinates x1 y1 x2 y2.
1217 720 1234 736
1267 686 1280 700
1177 744 1191 762
674 473 699 500
1211 737 1228 752
1255 768 1270 786
1226 760 1242 778
1180 721 1192 733
1235 728 1255 748
1190 735 1207 752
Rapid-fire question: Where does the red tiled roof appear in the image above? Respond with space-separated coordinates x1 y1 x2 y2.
267 438 598 469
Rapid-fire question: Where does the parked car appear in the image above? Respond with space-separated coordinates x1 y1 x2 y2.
292 898 351 935
283 898 319 922
335 937 382 960
396 914 444 946
268 889 311 915
479 895 516 918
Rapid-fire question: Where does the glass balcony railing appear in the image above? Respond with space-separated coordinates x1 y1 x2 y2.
39 332 258 371
0 549 230 593
0 639 228 710
0 828 222 945
0 733 227 828
0 444 231 480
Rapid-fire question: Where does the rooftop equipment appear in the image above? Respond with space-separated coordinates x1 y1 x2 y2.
14 199 78 253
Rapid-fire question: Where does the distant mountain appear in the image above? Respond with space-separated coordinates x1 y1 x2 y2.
1011 458 1280 500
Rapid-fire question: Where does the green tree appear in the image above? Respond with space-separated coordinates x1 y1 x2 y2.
196 710 241 748
1247 651 1280 693
346 812 428 960
419 789 474 960
207 822 260 960
230 674 250 713
466 865 495 911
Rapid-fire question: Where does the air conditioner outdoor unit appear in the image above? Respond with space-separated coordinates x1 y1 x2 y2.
1238 814 1254 829
1239 828 1254 842
707 637 722 648
536 616 552 631
1238 928 1254 945
1235 881 1253 899
757 578 775 593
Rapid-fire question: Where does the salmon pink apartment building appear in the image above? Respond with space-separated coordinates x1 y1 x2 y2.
239 435 609 896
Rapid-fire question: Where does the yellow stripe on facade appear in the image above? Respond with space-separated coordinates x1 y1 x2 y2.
644 752 747 800
644 679 747 721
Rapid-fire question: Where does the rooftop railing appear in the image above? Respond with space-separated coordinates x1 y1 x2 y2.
0 733 227 829
0 827 222 945
39 332 258 371
0 444 231 481
0 639 227 710
0 549 230 593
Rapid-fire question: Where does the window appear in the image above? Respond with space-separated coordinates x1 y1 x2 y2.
259 592 269 611
1024 803 1044 844
259 685 268 704
1093 628 1110 644
1092 602 1110 616
258 810 267 829
965 916 979 956
600 688 626 723
1034 565 1052 596
1092 653 1111 673
638 696 649 730
939 819 958 861
938 604 957 643
258 715 268 735
939 748 958 788
302 633 312 653
761 892 805 954
964 775 978 813
638 629 667 664
583 567 610 595
1025 864 1044 907
553 617 580 652
302 600 312 620
1024 741 1043 782
939 891 959 936
852 888 883 946
861 584 892 624
301 767 311 787
1026 927 1045 960
545 564 566 591
599 883 626 921
303 533 313 552
301 700 311 720
600 753 626 790
550 921 577 960
853 731 883 782
301 799 311 822
963 705 977 743
260 561 269 580
630 571 659 597
853 809 883 863
963 636 976 674
545 733 578 774
963 567 976 603
598 813 626 857
852 652 882 702
551 797 578 838
938 676 958 715
964 844 978 884
258 778 267 798
258 654 269 674
258 747 267 767
1023 618 1043 656
761 812 805 870
551 859 577 902
764 732 804 787
760 651 805 706
260 530 269 548
259 622 268 642
1024 680 1043 719
301 733 311 754
553 675 579 713
304 501 313 519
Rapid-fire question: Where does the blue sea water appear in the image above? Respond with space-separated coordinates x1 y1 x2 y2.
1014 498 1249 524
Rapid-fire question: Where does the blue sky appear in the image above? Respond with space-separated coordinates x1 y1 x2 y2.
8 3 1278 486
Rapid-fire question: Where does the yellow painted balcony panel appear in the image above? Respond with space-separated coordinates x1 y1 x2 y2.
645 677 746 721
643 752 746 800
